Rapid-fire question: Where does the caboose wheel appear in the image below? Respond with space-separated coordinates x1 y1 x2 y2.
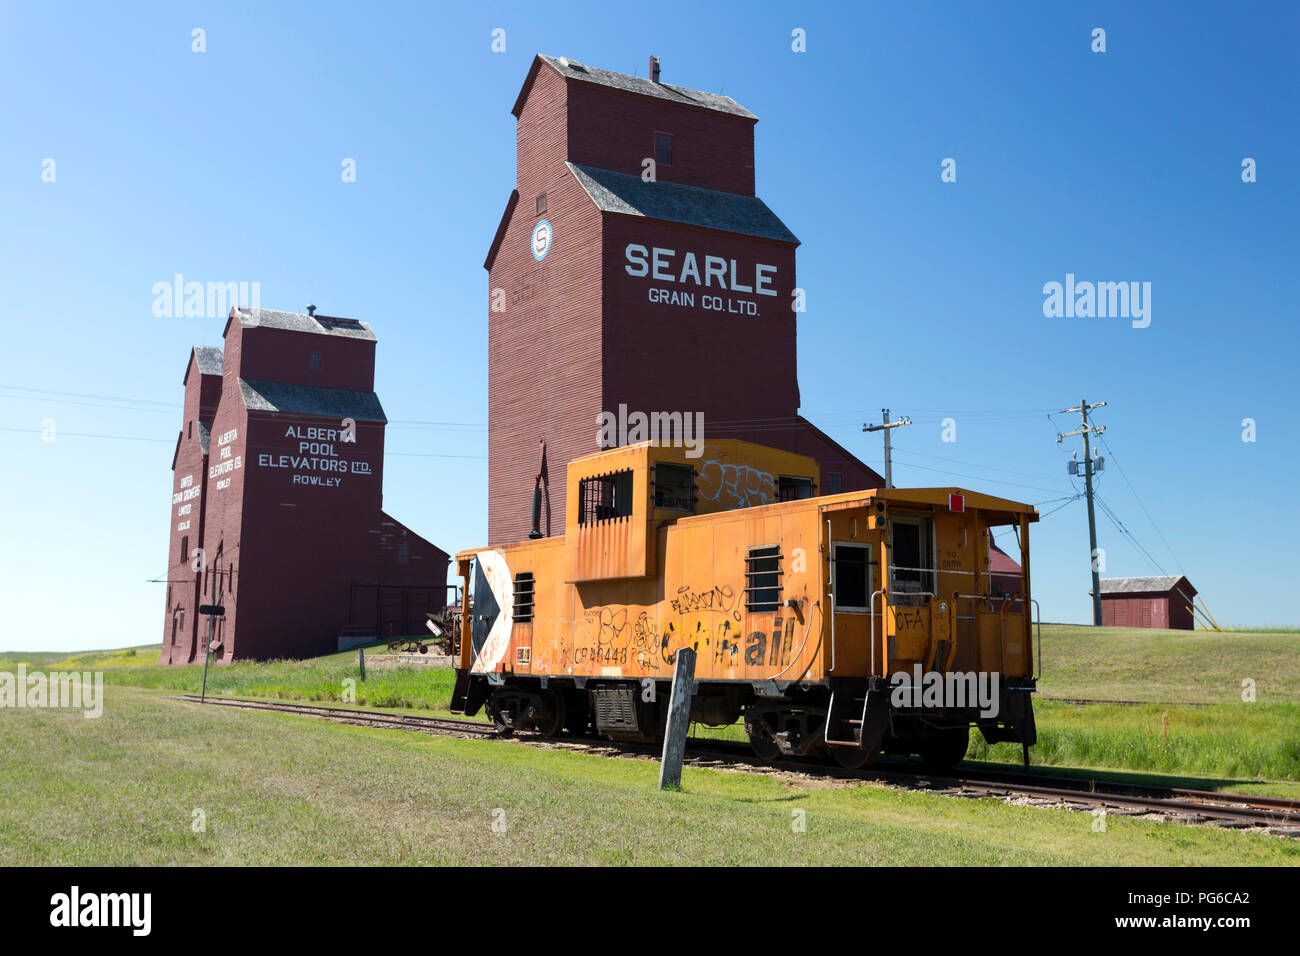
530 690 566 738
747 728 781 762
486 698 514 736
563 691 591 737
917 728 969 772
828 744 880 770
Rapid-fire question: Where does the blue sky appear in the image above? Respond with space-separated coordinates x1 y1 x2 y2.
2 0 1296 650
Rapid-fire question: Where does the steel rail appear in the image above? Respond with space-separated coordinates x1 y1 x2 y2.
172 694 497 735
172 694 1298 833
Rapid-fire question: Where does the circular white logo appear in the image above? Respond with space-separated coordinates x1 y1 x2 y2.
531 219 552 261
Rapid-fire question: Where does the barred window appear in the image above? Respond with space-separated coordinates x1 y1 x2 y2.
513 572 535 623
653 463 695 511
824 473 843 492
745 545 782 613
778 475 813 501
578 470 634 525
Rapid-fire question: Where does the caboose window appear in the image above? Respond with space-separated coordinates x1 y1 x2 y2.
513 572 535 623
578 470 634 525
890 516 935 593
833 543 874 611
653 463 694 511
778 475 813 501
745 545 782 613
825 473 843 492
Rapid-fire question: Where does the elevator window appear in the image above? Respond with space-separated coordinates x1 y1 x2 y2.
655 132 672 166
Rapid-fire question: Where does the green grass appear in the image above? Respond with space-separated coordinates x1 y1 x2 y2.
0 649 81 668
1 686 1295 866
43 645 463 713
8 623 1299 787
1035 624 1300 704
972 701 1300 787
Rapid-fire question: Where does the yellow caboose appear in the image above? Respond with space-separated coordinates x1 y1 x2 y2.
451 439 1039 769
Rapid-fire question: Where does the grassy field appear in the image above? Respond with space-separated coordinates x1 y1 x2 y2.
39 623 1300 706
9 624 1300 799
1 686 1296 866
1035 625 1300 703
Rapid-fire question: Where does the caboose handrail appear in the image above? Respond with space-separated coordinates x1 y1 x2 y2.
869 589 937 678
888 565 964 574
1031 598 1042 682
825 519 839 674
869 589 885 676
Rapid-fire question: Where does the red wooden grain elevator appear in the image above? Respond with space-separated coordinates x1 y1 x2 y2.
161 307 448 663
485 54 884 545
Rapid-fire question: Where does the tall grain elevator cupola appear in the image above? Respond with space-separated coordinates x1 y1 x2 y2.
484 54 882 546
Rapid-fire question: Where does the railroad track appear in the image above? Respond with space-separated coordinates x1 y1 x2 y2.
684 740 1300 834
173 694 1300 836
1038 696 1210 707
170 694 496 737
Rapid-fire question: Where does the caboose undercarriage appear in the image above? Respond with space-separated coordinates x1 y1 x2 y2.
452 671 1037 771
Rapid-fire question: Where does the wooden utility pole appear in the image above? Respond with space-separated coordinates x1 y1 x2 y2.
863 409 912 488
1057 400 1107 625
658 647 697 790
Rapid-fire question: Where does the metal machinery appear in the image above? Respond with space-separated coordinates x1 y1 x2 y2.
451 439 1039 770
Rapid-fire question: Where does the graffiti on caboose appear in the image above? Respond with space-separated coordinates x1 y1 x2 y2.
560 583 794 678
696 446 777 509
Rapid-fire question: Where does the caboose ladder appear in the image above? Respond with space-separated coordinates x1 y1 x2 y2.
825 678 891 749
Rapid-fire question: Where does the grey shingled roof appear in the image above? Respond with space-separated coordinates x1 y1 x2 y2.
538 54 757 120
239 379 387 423
193 346 224 375
1097 576 1195 595
567 163 798 244
232 306 377 341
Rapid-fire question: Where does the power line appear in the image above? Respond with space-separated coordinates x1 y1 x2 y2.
1094 429 1184 575
0 426 171 443
1095 494 1169 577
0 384 178 408
890 443 1070 484
887 455 1069 495
0 424 486 458
1036 493 1084 519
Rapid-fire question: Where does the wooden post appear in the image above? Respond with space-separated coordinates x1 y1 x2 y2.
658 647 696 790
358 646 366 681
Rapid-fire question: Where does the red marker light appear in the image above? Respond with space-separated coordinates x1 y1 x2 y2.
949 493 964 512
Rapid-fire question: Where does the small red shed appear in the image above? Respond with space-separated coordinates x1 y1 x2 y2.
1096 576 1199 630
